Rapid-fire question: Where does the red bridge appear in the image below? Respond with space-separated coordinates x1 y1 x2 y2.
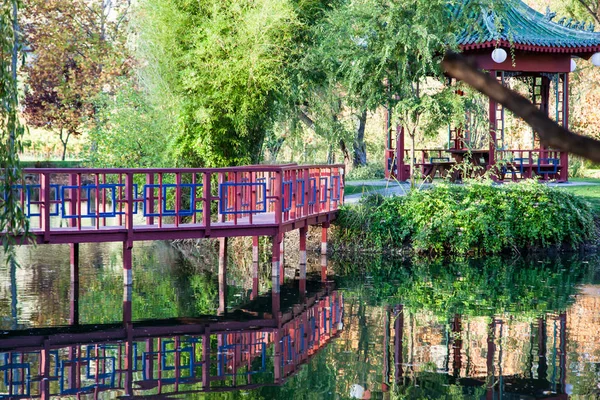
6 164 345 290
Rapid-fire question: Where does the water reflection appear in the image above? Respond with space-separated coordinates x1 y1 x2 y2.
2 244 600 398
330 255 600 399
0 281 342 398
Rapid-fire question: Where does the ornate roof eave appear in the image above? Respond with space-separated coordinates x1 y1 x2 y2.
460 39 600 56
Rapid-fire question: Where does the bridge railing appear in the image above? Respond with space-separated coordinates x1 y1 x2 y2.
10 164 344 234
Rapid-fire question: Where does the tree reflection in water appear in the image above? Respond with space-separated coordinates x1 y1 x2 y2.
1 243 600 398
329 255 600 399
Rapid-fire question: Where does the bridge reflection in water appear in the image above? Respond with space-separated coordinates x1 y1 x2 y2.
0 281 342 399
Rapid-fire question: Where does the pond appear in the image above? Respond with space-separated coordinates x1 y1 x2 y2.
1 242 599 399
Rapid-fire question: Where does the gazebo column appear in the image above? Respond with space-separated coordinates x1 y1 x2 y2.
560 74 569 181
488 70 497 171
396 125 408 182
539 76 551 159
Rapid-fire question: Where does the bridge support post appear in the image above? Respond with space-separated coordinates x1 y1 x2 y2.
123 242 132 286
279 232 285 285
299 227 307 295
70 243 79 325
272 234 281 293
40 341 51 400
252 236 259 299
123 285 133 396
218 237 228 315
321 223 329 282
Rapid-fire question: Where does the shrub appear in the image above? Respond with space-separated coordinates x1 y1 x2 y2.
334 180 595 255
345 163 385 181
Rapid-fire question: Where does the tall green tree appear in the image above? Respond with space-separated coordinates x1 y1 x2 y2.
298 0 501 175
136 0 299 167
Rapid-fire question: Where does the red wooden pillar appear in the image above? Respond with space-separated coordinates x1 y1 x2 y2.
299 226 307 295
560 74 570 181
123 242 132 286
202 329 211 389
218 237 228 315
123 285 133 396
486 320 496 399
272 234 281 294
451 314 462 377
252 236 259 299
280 232 285 285
394 305 404 382
321 223 329 282
397 125 409 182
538 317 548 381
488 70 497 169
70 243 79 325
40 342 51 400
540 76 551 159
559 312 567 393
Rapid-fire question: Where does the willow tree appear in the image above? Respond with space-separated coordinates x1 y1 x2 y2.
1 0 29 257
302 0 503 179
136 0 299 167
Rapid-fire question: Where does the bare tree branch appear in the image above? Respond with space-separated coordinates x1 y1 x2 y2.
298 110 315 130
575 0 600 24
442 51 600 164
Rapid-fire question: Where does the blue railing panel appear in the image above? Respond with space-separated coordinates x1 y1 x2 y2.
219 182 267 215
142 184 203 217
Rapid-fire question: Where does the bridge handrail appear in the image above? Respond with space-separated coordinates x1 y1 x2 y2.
5 164 345 240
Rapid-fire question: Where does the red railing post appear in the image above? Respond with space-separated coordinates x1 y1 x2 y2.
274 169 282 226
203 172 211 233
303 168 309 218
40 172 51 242
146 174 154 225
126 172 134 246
175 172 181 227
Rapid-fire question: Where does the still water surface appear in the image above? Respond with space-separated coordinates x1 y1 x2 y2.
1 242 599 399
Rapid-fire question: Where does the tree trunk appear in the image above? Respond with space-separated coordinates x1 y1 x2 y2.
59 129 72 161
410 133 416 189
353 110 368 167
339 139 351 165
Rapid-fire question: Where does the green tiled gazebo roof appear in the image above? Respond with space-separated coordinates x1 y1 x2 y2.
455 0 600 53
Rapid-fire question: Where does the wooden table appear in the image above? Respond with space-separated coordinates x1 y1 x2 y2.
422 161 456 180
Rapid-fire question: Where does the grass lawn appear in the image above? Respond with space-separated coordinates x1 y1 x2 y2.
560 183 600 213
344 184 387 196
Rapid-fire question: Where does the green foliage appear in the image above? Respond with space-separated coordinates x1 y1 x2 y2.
335 180 595 255
136 0 298 167
345 163 385 181
87 83 172 168
1 0 29 261
332 254 592 319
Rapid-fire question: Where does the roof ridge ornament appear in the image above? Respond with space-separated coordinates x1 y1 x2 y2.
544 6 556 21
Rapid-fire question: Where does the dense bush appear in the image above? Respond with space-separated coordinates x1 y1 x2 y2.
335 180 596 255
345 163 385 181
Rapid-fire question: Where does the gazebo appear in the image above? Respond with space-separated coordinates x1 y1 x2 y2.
385 0 600 182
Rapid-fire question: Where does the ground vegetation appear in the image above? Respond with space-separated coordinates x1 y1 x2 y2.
335 180 595 255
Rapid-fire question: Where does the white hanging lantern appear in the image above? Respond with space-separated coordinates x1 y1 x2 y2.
491 48 508 64
570 59 577 72
591 52 600 67
350 384 365 399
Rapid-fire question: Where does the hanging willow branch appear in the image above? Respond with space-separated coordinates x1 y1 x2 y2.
1 0 30 261
442 51 600 164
